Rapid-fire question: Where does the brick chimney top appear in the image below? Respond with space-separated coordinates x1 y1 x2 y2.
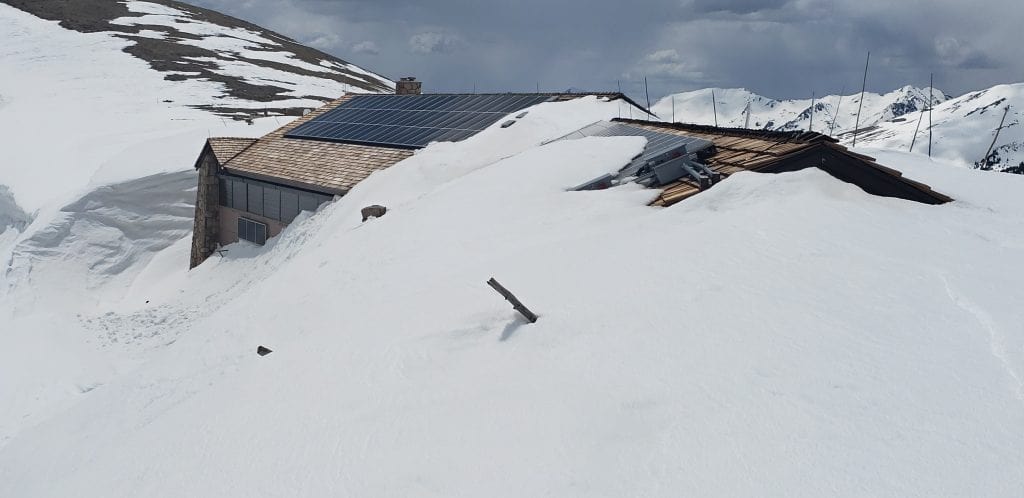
396 77 422 95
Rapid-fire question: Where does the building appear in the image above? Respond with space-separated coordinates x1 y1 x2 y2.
190 84 950 269
189 84 649 268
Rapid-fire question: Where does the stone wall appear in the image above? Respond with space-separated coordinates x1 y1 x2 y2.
189 149 221 268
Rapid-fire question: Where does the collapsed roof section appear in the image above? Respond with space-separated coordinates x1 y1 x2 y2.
562 119 952 206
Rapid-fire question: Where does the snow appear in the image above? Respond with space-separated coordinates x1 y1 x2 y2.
2 4 1024 495
3 88 1024 495
0 3 287 213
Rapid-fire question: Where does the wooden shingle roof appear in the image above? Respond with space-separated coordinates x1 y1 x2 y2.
207 137 257 164
615 119 952 206
220 95 413 194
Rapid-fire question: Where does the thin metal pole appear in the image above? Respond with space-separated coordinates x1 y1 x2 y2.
672 95 675 123
712 90 718 127
644 77 651 120
928 74 935 155
910 108 924 152
852 51 870 147
829 86 845 137
809 91 815 132
981 105 1011 168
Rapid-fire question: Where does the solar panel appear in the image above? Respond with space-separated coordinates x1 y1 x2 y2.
285 94 555 148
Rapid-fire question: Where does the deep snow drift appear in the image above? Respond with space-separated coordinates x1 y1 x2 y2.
1 94 1022 497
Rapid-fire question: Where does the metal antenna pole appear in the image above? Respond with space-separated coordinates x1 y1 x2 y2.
829 86 845 137
712 90 718 127
809 91 815 132
981 105 1011 168
672 95 676 123
644 77 651 120
910 108 924 152
928 73 934 157
852 51 870 147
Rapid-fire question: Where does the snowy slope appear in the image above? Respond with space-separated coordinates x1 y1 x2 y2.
1 0 393 113
653 85 1024 173
1 95 1023 496
0 0 395 436
2 2 1023 494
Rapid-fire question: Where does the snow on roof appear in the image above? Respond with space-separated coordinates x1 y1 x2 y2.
214 93 648 194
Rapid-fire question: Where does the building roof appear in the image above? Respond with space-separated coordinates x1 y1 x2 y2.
210 92 649 195
615 119 952 206
219 95 414 194
207 137 257 164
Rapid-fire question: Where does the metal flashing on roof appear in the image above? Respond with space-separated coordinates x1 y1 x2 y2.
284 94 555 149
554 121 718 190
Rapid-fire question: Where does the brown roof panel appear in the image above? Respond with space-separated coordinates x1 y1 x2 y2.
615 119 951 206
207 137 257 164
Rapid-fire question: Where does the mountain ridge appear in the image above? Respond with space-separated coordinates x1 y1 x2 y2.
652 84 1023 173
1 0 393 116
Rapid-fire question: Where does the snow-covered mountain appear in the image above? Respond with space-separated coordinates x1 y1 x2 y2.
2 0 393 115
653 84 1024 173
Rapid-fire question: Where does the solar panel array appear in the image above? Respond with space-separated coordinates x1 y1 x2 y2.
285 94 555 149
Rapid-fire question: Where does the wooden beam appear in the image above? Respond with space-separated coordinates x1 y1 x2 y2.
487 278 539 323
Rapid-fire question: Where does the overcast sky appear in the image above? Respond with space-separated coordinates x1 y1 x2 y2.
190 0 1023 101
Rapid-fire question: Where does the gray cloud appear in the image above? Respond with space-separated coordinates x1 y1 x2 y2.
408 31 463 54
689 0 790 14
351 40 380 55
187 0 1022 100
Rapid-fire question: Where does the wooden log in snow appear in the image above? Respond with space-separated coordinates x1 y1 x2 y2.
487 278 539 323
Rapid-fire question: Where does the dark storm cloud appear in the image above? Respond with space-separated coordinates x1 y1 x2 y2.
689 0 791 14
189 0 1022 100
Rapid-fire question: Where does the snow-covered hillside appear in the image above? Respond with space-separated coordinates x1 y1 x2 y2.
653 85 1024 173
2 95 1023 497
2 0 393 114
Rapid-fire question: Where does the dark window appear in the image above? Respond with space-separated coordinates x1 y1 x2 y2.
280 190 299 223
263 187 281 221
218 175 335 223
247 184 263 216
231 180 247 211
299 193 322 212
219 177 231 207
237 217 267 245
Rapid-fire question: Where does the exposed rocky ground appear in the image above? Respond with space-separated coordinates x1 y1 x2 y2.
2 0 393 116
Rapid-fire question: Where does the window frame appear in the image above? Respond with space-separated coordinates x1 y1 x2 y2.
237 217 268 245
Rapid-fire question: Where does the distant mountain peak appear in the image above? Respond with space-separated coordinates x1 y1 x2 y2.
653 83 1023 174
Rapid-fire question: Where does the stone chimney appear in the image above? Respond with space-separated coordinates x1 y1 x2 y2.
396 77 422 95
